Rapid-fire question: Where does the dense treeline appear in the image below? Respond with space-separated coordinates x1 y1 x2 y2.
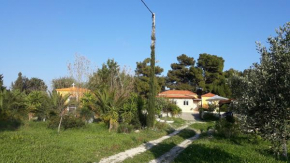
166 53 239 97
0 52 238 131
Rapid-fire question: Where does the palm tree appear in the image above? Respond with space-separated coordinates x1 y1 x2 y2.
26 91 46 121
48 90 70 133
79 92 98 122
94 89 126 131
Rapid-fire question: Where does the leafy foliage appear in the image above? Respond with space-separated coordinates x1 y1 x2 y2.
166 53 233 97
135 58 165 97
52 76 76 89
231 22 290 159
11 73 47 94
26 91 50 120
88 59 134 97
94 88 126 131
167 54 203 92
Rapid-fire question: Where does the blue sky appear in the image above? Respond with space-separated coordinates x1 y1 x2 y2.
1 0 289 89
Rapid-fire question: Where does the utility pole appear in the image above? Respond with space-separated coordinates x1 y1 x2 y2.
141 0 156 127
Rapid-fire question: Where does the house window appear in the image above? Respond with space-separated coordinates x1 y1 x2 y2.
184 100 189 105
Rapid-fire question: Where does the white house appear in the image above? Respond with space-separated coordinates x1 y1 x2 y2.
157 90 201 112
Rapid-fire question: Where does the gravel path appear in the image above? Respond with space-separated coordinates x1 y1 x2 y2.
148 130 200 163
98 123 193 163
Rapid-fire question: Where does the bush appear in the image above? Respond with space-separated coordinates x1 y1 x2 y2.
79 107 94 123
0 117 22 131
154 121 168 131
47 115 85 130
130 112 142 129
203 112 219 121
219 104 228 112
47 116 59 129
117 123 133 133
62 116 85 129
169 103 181 117
215 118 240 138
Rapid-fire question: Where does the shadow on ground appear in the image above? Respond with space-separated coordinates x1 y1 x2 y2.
0 119 22 132
173 143 243 163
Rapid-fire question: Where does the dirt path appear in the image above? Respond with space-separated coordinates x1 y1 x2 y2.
98 123 193 163
148 130 200 163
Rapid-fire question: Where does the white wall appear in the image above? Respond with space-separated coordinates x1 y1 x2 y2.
170 98 199 112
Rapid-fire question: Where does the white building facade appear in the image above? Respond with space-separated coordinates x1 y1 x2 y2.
158 90 201 113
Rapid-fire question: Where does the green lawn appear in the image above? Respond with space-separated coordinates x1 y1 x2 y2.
190 121 215 131
0 121 171 163
174 122 290 163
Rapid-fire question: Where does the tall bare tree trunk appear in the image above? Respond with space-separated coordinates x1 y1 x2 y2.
147 13 156 128
58 113 63 134
283 138 288 160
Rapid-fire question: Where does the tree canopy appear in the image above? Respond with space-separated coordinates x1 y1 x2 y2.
167 54 203 92
135 58 165 97
231 22 290 159
11 73 47 94
52 77 76 90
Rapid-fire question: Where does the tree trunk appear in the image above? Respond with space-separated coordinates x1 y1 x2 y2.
147 13 156 128
283 138 288 160
58 114 63 134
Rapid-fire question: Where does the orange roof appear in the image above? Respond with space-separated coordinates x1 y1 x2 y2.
201 92 215 97
158 90 197 99
56 87 90 92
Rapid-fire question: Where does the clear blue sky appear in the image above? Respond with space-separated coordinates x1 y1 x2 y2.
1 0 289 89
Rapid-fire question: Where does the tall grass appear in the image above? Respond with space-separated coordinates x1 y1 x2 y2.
0 121 170 163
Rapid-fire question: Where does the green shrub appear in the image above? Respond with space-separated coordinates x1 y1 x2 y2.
154 121 168 131
47 115 85 130
62 116 85 129
130 112 142 129
203 112 219 121
47 116 59 129
215 118 240 138
219 104 228 112
0 118 22 131
79 107 94 123
117 123 133 133
169 103 181 116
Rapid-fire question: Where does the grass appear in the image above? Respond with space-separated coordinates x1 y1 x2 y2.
190 121 215 132
173 131 290 163
159 117 187 128
123 128 196 163
0 121 172 163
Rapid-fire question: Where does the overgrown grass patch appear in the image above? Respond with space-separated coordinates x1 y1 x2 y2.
123 128 196 163
173 134 290 163
159 117 186 128
0 121 171 163
190 121 215 133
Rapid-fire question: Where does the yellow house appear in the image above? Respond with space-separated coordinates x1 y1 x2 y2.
56 84 90 112
201 92 216 108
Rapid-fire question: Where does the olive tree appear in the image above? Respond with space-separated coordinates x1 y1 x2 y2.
231 22 290 159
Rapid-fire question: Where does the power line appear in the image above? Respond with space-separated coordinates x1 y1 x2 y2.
141 0 153 14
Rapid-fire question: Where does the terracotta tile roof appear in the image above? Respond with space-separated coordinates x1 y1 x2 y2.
157 90 197 99
159 90 196 95
201 92 216 97
56 87 90 92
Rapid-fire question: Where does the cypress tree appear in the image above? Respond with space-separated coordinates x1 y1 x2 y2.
147 13 156 127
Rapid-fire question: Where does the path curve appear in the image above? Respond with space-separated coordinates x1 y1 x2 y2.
148 130 200 163
98 123 193 163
